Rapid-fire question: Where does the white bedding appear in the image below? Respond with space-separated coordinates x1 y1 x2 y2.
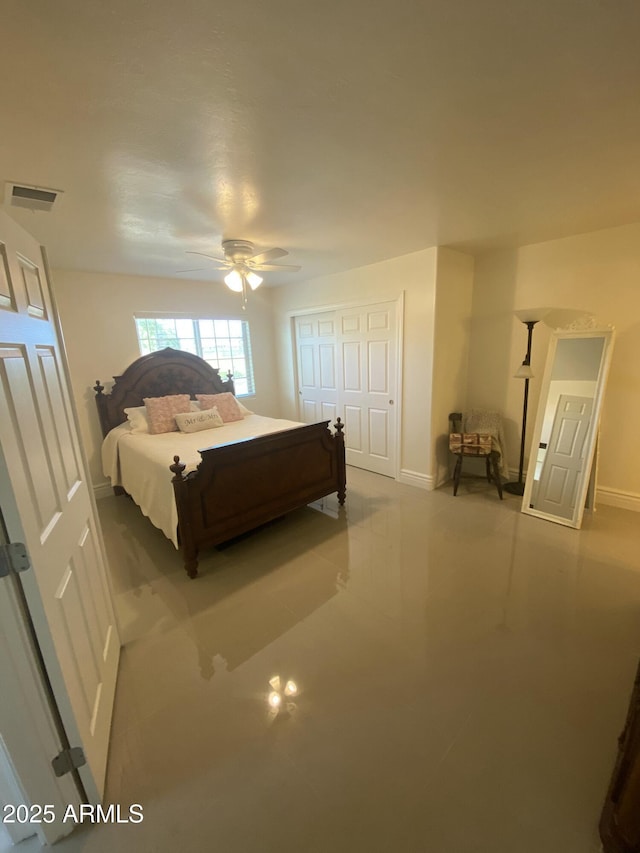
102 414 305 547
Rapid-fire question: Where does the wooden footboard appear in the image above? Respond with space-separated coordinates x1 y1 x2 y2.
170 419 346 578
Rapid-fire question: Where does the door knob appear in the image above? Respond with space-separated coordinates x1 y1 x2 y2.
389 400 394 405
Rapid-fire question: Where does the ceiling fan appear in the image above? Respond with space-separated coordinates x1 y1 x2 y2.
180 239 301 309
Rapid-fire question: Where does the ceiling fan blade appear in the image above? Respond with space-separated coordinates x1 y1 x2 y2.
255 263 302 272
248 247 288 264
186 251 230 264
175 267 206 273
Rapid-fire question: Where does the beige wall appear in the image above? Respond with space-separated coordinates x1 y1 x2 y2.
468 222 640 502
271 248 438 484
52 269 280 486
431 247 474 486
52 222 640 504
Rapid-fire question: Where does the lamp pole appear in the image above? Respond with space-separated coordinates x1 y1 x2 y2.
504 320 538 496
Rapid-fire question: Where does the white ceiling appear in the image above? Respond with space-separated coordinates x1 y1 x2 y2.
3 0 640 286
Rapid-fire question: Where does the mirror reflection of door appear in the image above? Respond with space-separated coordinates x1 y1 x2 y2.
523 330 613 529
534 394 593 518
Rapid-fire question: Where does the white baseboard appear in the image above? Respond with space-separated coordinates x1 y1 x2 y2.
503 473 640 513
93 482 113 500
434 469 451 490
596 487 640 512
398 469 433 491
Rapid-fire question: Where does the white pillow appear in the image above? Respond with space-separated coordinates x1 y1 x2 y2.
124 406 150 434
175 407 224 434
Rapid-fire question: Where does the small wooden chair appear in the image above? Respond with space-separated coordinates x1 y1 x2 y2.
449 412 503 499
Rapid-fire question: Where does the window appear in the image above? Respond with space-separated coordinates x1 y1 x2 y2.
134 317 255 396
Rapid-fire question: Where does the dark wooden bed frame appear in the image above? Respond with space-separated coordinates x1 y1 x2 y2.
94 348 346 578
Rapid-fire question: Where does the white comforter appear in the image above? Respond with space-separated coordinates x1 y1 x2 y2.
102 415 305 547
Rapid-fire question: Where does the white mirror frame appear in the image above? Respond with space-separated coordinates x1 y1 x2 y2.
521 327 615 529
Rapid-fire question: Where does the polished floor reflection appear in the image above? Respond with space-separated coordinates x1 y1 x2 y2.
48 469 640 852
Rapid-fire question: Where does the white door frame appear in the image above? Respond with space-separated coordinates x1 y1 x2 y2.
288 294 404 480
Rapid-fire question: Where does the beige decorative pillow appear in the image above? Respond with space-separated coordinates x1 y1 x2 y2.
175 407 224 433
196 392 244 423
143 394 191 434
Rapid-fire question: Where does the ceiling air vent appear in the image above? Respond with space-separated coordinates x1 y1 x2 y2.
5 182 63 212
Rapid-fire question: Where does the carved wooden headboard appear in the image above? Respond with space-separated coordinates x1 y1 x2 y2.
94 347 235 437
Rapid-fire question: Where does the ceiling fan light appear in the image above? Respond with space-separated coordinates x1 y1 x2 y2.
224 269 243 292
246 271 263 290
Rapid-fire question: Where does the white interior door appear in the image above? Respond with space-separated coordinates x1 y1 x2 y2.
536 394 594 518
0 210 119 801
295 301 398 477
0 507 84 844
340 303 397 476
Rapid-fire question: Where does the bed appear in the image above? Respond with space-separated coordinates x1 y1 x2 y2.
95 348 346 578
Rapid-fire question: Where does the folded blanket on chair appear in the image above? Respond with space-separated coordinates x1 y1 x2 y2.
464 410 508 478
449 433 493 454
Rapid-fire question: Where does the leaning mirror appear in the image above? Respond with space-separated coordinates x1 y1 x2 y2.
522 328 615 528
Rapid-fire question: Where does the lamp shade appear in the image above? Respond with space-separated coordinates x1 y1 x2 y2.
224 269 243 292
514 308 550 324
514 363 534 380
246 271 263 290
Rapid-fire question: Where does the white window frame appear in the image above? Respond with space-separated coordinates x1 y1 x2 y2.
134 314 255 396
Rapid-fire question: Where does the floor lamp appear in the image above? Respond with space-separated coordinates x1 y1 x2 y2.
503 316 539 497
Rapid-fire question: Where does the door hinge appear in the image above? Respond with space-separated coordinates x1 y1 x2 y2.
52 746 86 778
0 542 30 578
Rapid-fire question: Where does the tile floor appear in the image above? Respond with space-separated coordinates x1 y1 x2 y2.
30 469 640 851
